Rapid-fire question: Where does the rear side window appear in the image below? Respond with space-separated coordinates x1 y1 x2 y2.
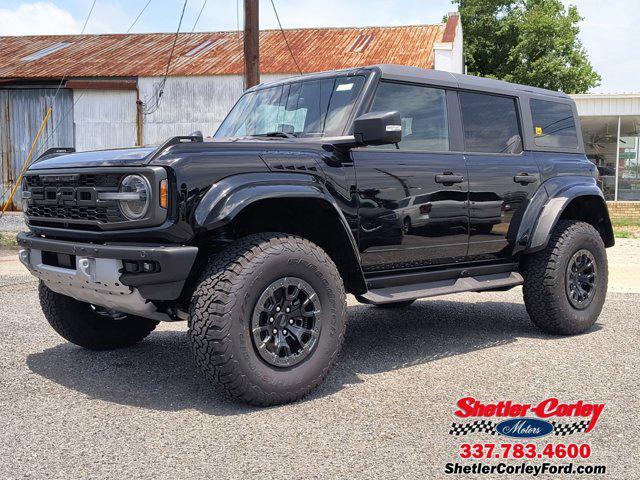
369 82 449 151
530 99 578 149
459 92 522 154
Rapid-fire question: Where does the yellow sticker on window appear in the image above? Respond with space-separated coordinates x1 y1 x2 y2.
535 126 543 135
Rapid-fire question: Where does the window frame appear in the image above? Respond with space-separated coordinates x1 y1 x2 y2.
457 89 525 157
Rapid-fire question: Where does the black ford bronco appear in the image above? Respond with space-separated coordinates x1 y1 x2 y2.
18 65 614 405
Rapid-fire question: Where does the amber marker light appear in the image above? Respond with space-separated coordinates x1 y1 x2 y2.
159 179 168 208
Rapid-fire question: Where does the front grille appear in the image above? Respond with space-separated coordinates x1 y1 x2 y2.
27 204 124 222
24 172 125 225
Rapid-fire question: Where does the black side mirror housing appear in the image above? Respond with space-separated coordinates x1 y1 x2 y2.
353 111 402 146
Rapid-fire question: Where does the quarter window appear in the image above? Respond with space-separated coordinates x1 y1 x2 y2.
530 99 579 149
369 82 449 151
459 92 522 154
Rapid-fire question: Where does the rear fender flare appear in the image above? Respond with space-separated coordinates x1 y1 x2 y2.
520 176 613 254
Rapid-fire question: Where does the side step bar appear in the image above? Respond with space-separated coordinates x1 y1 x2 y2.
358 271 524 305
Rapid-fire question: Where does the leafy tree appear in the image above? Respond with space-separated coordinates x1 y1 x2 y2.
453 0 600 93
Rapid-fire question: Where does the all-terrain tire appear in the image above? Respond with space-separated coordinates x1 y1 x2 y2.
522 220 608 335
374 300 416 309
39 282 159 350
188 233 347 406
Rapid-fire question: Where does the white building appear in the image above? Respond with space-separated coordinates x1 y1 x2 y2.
571 93 640 202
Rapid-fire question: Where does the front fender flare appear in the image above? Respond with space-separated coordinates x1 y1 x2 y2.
192 171 363 283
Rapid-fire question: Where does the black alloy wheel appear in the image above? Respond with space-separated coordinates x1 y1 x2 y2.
251 277 321 368
565 249 597 309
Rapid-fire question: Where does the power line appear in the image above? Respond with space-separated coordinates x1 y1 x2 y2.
53 0 98 99
142 0 189 115
191 0 208 32
269 0 302 75
126 0 153 33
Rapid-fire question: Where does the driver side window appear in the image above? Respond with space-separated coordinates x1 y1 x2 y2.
369 81 450 151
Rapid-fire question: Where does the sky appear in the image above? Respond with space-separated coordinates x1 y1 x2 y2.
0 0 636 93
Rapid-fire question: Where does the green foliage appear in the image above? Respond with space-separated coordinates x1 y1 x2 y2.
453 0 600 93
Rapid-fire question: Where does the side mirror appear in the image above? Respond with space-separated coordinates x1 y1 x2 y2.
353 111 402 146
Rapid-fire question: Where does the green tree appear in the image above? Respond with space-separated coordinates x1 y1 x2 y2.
453 0 600 93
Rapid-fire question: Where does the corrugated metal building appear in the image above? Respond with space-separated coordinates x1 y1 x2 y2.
0 17 465 207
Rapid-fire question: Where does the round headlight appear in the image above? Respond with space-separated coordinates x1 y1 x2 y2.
119 174 150 220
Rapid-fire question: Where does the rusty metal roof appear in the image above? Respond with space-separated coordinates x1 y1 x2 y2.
0 24 449 79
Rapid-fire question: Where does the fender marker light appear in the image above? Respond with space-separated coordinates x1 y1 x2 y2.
159 179 168 209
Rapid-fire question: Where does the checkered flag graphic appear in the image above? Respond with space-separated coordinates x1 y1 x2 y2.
449 420 497 436
550 420 591 436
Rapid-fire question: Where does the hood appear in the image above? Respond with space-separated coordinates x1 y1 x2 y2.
28 147 157 170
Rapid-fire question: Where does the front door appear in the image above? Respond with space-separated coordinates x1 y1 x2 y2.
458 91 541 259
352 81 468 272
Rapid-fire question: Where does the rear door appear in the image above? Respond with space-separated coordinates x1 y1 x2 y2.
460 91 541 260
352 81 468 272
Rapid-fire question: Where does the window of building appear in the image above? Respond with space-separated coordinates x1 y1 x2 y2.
618 116 640 201
459 92 522 154
531 99 578 149
369 82 449 151
580 115 640 201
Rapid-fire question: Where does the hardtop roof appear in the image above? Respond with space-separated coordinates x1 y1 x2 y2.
251 63 571 101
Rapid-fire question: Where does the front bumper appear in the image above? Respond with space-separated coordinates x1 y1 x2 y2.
17 232 198 321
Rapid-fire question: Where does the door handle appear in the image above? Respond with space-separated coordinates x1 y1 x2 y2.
435 173 464 185
513 173 537 185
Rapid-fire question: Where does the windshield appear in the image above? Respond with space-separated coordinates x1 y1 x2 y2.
215 76 366 138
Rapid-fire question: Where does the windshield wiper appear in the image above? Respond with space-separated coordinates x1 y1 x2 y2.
252 131 297 139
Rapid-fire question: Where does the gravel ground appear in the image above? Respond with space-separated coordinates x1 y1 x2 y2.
0 212 25 232
1 247 639 479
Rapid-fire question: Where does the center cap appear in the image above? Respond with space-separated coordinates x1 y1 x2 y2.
276 313 288 327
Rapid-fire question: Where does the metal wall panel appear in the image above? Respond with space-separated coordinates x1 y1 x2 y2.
138 74 287 145
73 89 138 151
0 88 73 208
572 94 640 117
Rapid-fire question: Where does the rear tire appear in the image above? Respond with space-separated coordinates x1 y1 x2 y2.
39 283 159 350
522 220 607 335
188 233 347 406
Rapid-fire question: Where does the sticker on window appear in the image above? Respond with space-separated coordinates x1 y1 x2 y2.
535 126 543 135
401 117 413 136
336 83 354 92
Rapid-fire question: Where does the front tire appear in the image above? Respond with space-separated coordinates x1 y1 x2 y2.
522 220 608 335
39 283 159 350
188 233 347 406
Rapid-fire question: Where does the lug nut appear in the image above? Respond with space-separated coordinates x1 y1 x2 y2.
276 306 281 312
283 329 288 335
285 307 290 313
272 328 278 335
289 318 294 325
269 317 274 323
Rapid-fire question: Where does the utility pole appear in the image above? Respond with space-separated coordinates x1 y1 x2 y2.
244 0 259 89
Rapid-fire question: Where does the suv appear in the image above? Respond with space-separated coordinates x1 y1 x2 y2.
18 65 614 405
